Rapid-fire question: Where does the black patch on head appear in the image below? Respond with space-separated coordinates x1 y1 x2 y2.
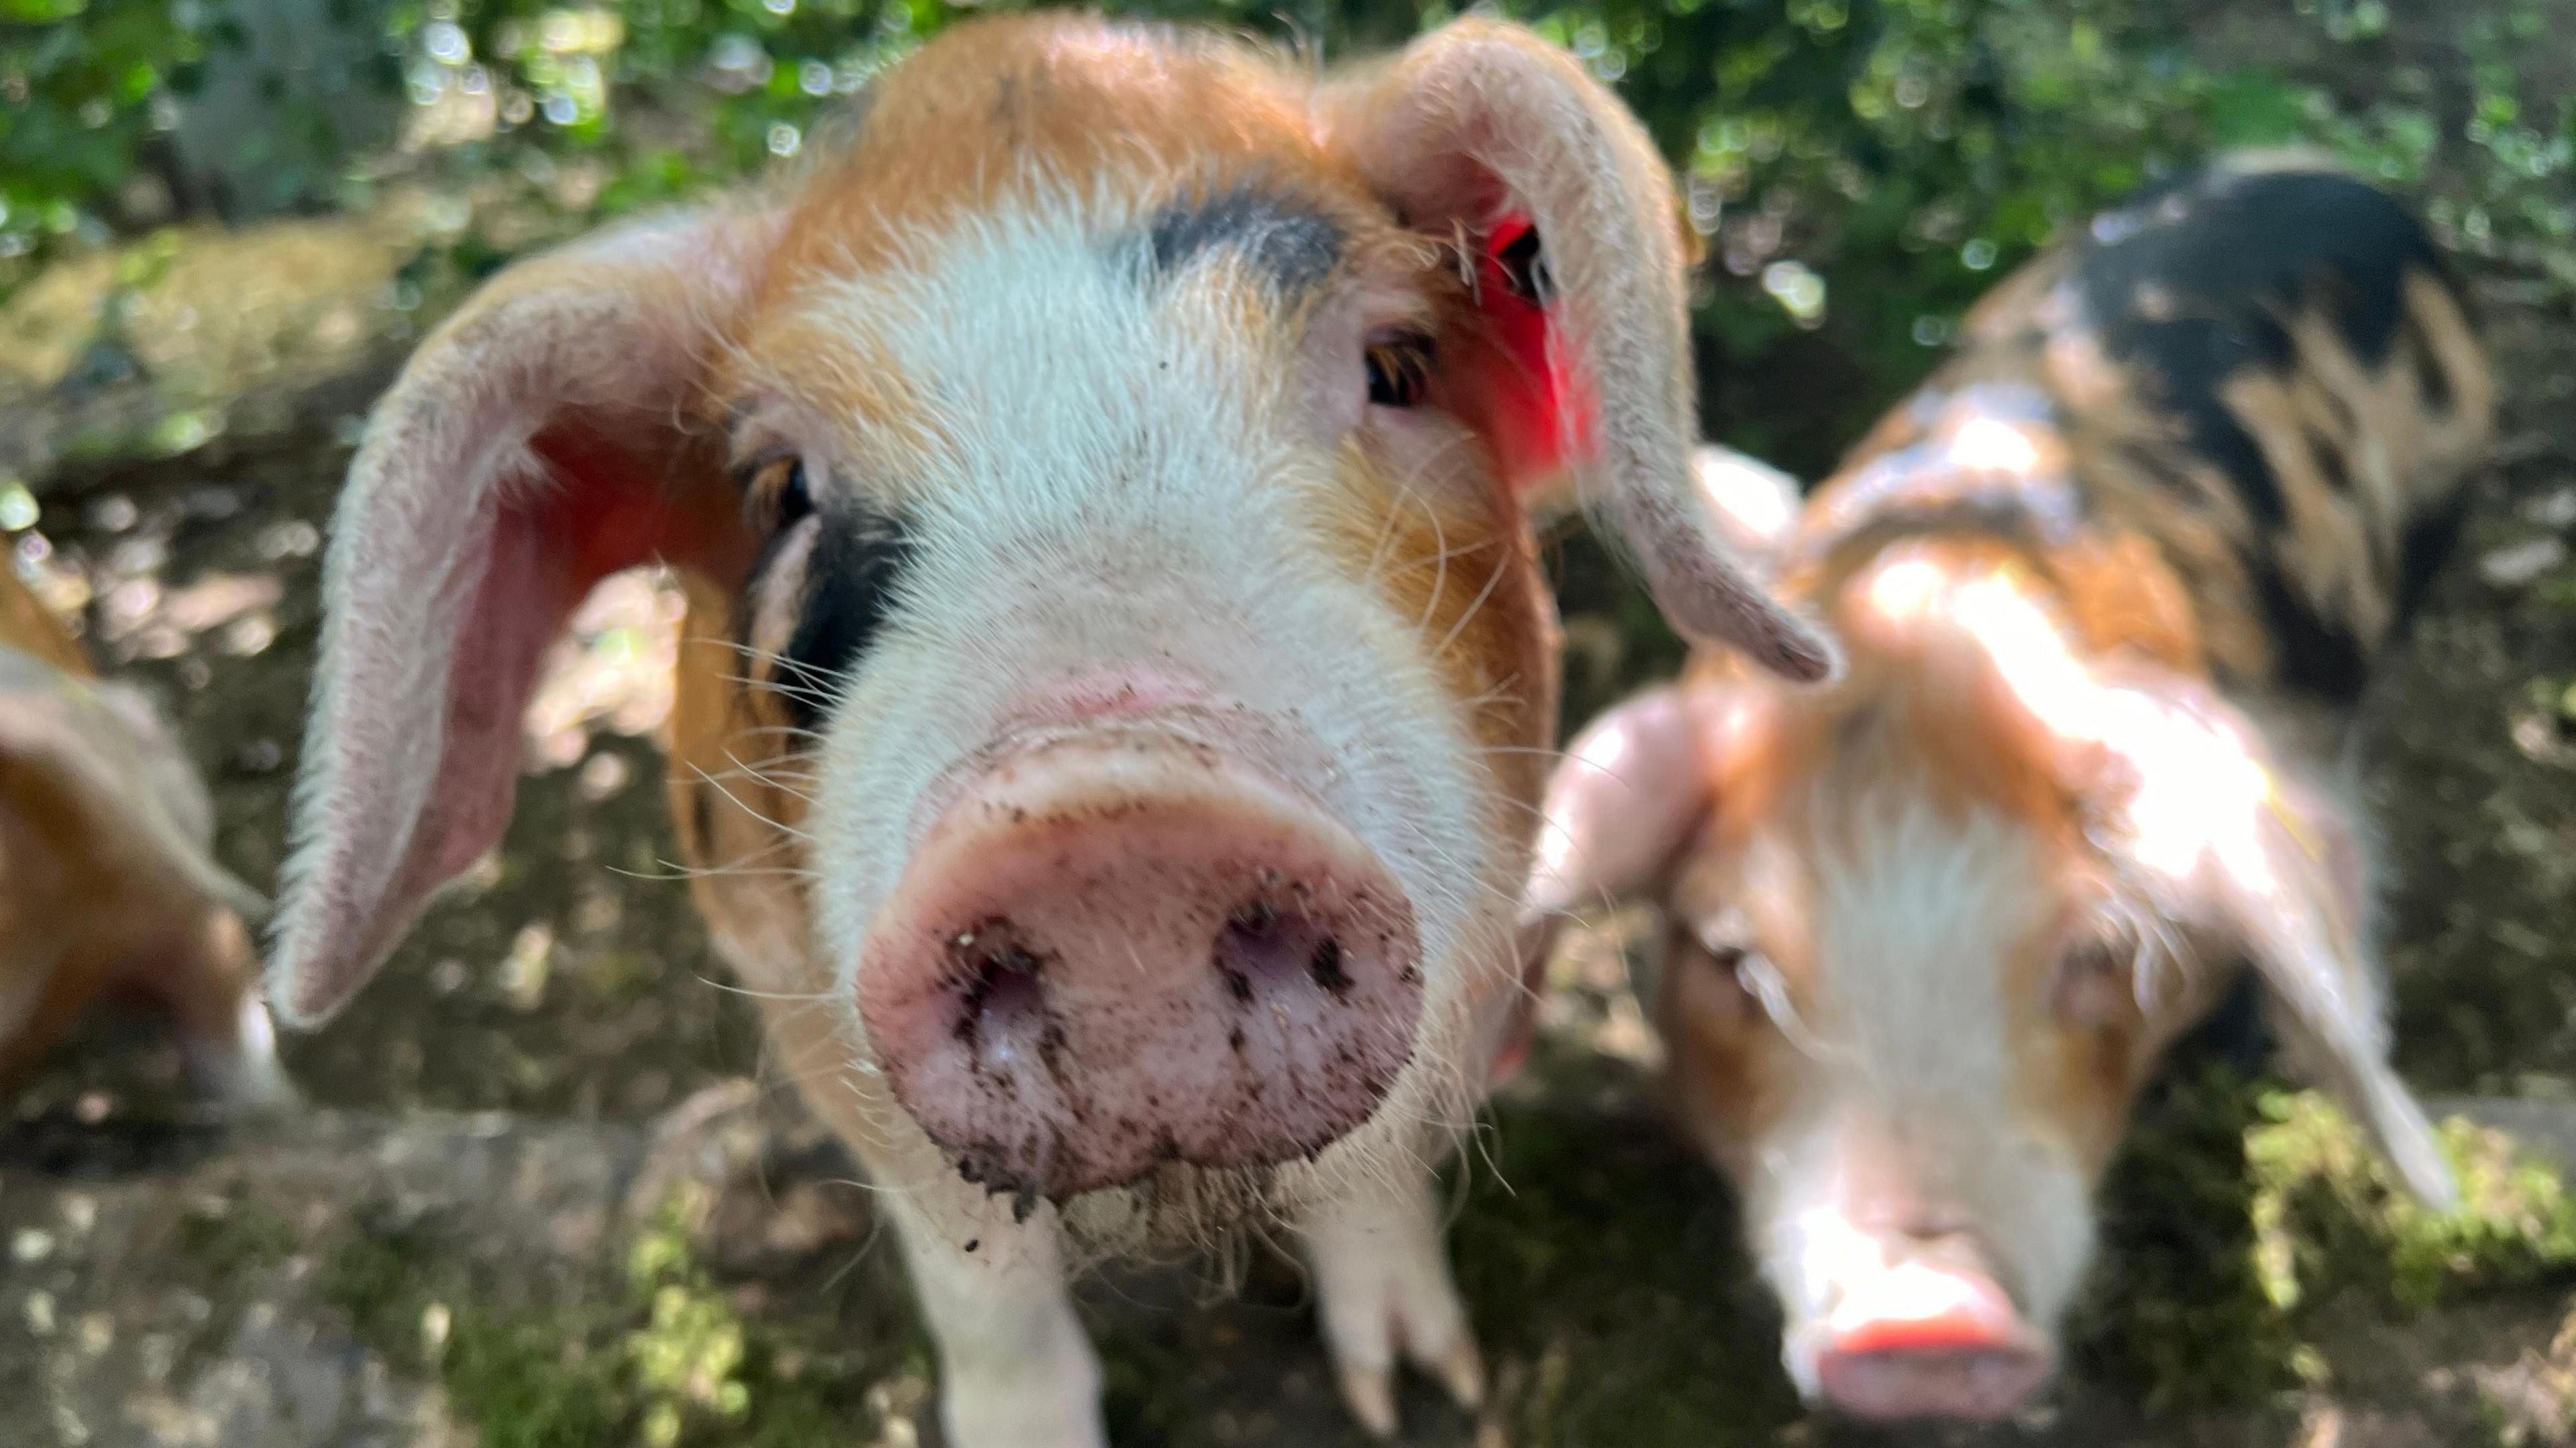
2072 167 2450 531
741 507 912 730
1144 182 1344 294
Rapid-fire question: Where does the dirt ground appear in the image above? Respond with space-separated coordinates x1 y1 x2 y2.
13 55 2576 1448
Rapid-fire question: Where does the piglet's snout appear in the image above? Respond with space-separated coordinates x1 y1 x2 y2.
1803 1233 2050 1424
859 734 1423 1202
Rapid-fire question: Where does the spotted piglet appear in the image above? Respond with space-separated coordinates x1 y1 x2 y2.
262 15 1831 1446
0 567 280 1103
1525 154 2492 1423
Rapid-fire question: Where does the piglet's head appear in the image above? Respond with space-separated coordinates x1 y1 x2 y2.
267 15 1827 1210
1525 536 2449 1421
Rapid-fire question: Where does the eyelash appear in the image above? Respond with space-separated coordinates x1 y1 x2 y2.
740 455 814 531
1364 333 1435 408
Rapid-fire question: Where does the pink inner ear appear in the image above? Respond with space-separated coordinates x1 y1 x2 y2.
1444 215 1599 493
363 428 729 966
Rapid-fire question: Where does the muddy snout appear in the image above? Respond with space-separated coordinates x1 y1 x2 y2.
859 735 1424 1201
1794 1229 2051 1424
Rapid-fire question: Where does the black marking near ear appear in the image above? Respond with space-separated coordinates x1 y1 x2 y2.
741 507 913 730
1144 182 1345 294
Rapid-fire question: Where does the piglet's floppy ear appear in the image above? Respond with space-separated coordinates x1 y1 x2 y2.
2085 686 2453 1209
1493 684 1723 1084
269 205 779 1028
1324 21 1835 683
2226 775 2455 1210
1521 683 1719 929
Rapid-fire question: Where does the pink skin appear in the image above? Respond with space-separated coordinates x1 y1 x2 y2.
1769 1116 2055 1422
1801 1232 2051 1423
860 725 1424 1201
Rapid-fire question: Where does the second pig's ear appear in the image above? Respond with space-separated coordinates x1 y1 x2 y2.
1323 20 1836 685
268 203 782 1030
1522 683 1723 928
2075 678 2454 1209
2228 772 2455 1210
1497 682 1729 1087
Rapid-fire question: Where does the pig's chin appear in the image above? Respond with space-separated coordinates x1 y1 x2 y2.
1041 1087 1449 1262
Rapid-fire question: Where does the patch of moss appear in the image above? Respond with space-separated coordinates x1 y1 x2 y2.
2074 1063 2576 1414
2070 1064 2304 1412
1450 1047 1805 1447
172 1195 303 1291
323 1186 903 1448
2249 1093 2576 1315
442 1315 633 1448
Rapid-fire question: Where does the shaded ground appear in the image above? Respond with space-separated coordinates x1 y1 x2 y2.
13 53 2576 1448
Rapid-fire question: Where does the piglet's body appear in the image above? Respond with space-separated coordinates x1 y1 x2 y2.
265 15 1827 1445
0 568 280 1103
1528 155 2492 1423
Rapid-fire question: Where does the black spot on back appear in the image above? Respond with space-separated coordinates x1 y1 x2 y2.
2250 564 2373 703
1144 182 1344 294
2393 486 2471 629
2072 167 2447 531
2404 301 2457 412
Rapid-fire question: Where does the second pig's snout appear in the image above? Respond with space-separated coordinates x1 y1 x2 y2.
858 732 1424 1202
1799 1228 2051 1424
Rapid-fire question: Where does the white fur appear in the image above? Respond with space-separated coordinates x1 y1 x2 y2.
734 193 1516 1441
1746 793 2096 1364
778 195 1505 1117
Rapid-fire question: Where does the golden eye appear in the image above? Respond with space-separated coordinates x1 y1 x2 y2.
1364 333 1434 408
739 454 813 532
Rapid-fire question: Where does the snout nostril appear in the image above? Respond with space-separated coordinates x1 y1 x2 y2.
1214 897 1353 1002
1309 937 1350 993
948 920 1049 1062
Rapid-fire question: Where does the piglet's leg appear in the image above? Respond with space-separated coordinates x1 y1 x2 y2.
881 1174 1105 1448
1301 1168 1485 1438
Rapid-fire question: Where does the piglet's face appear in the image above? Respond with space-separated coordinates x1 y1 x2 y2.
267 15 1829 1219
1658 726 2149 1421
1527 537 2450 1423
740 155 1554 1201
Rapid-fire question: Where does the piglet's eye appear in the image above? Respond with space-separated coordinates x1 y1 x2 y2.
1364 332 1435 408
739 455 814 533
2053 937 2138 1026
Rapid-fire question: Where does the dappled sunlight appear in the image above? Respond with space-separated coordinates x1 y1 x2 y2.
525 565 688 773
1 1 2574 1445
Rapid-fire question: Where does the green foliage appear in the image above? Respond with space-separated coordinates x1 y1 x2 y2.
2249 1091 2576 1315
0 0 215 292
12 0 2571 408
322 1185 904 1448
2070 1064 2309 1413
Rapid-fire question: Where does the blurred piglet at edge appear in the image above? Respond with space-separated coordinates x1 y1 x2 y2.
260 13 1834 1447
1523 154 2493 1425
0 567 283 1105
